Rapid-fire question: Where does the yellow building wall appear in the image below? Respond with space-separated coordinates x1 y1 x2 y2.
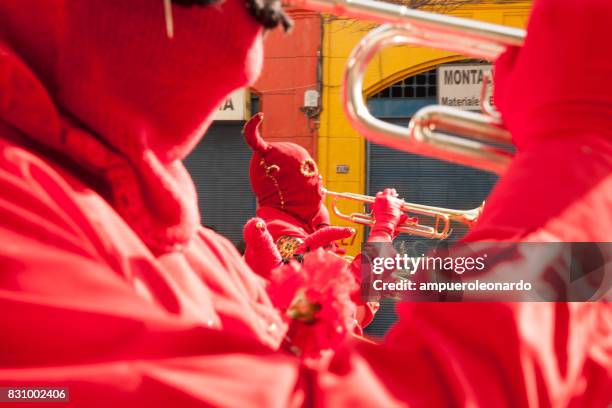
318 2 532 255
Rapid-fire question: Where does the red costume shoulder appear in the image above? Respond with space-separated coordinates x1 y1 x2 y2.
0 133 301 406
0 128 286 344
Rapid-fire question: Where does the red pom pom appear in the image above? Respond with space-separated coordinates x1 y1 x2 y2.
267 249 357 358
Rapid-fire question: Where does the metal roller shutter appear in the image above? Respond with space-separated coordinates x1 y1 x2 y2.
183 122 256 246
364 67 500 337
367 123 498 235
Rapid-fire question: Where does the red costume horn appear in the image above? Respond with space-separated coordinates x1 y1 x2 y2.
243 217 283 278
243 112 269 153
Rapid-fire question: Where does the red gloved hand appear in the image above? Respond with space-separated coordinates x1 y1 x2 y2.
295 226 355 255
243 218 283 279
370 188 411 242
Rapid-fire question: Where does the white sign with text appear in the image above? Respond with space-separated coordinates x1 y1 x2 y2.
437 64 493 111
214 88 246 120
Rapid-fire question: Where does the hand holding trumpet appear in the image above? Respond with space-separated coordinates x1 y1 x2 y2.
324 188 483 240
370 189 414 241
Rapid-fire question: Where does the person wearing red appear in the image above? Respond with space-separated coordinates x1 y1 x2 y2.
0 1 300 403
242 112 351 261
309 0 612 406
242 113 412 328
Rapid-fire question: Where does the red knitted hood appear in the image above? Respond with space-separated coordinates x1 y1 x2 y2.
0 0 263 252
244 113 328 228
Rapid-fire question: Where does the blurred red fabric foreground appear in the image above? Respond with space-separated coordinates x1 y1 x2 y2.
0 0 610 407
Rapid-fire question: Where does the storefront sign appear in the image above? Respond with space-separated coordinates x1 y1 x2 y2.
214 88 246 120
437 64 493 111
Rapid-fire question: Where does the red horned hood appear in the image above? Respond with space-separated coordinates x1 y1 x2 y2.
244 113 328 227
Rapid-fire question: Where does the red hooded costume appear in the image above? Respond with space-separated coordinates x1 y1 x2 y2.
242 114 406 329
0 0 609 406
0 0 291 390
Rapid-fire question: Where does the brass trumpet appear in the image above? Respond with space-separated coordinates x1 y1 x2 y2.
324 189 483 240
285 0 525 174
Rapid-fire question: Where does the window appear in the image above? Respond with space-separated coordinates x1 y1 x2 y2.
250 93 261 114
371 68 438 99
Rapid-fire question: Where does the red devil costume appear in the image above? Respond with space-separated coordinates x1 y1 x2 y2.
242 114 417 329
242 112 349 258
0 0 609 407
